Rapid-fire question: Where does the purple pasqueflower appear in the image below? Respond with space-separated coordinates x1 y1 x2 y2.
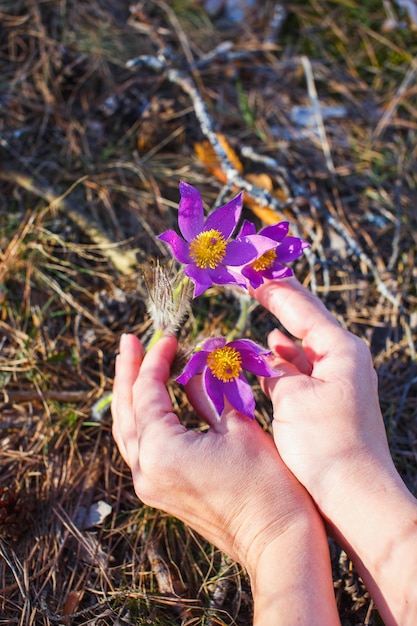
176 337 276 420
236 220 310 289
158 182 276 297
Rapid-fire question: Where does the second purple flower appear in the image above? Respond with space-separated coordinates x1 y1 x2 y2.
237 220 310 289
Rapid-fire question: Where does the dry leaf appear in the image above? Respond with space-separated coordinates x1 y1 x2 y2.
63 590 83 616
194 133 243 183
195 136 288 225
242 173 288 224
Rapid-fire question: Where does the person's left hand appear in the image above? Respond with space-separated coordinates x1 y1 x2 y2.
111 333 318 571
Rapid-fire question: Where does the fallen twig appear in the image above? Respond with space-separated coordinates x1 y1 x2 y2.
0 389 92 404
126 54 295 213
207 553 236 625
300 55 336 174
145 531 198 623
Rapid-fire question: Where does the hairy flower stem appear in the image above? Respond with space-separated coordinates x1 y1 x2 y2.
91 269 192 421
144 264 192 338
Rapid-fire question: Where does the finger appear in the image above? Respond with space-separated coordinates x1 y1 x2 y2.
111 334 144 466
132 335 186 436
252 278 361 380
253 277 340 341
259 355 304 400
253 277 351 354
111 357 130 464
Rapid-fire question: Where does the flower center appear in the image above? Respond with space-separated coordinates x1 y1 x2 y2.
189 229 227 269
207 346 242 382
250 248 277 272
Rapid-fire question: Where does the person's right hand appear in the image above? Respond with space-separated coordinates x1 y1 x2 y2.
253 277 417 626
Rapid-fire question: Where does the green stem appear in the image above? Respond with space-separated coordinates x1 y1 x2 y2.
173 275 191 298
146 328 164 350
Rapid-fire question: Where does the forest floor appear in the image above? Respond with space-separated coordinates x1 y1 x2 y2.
0 1 416 624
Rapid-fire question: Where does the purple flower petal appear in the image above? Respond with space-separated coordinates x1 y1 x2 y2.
274 236 307 263
178 182 205 241
224 239 257 265
204 193 243 239
229 338 270 355
241 266 264 289
204 369 225 416
184 265 215 297
237 219 256 238
224 235 276 266
259 222 289 242
223 375 255 419
201 337 226 352
175 350 209 385
158 230 191 264
228 339 276 377
263 265 293 280
207 265 246 288
239 349 276 377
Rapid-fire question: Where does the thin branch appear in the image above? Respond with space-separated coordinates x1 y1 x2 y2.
372 57 417 139
300 55 335 174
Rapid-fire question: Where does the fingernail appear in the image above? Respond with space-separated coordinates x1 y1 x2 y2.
119 333 128 353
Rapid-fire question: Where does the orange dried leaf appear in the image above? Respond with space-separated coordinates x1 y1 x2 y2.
244 197 284 225
194 137 289 225
244 173 288 224
63 591 82 616
194 133 243 182
245 172 274 192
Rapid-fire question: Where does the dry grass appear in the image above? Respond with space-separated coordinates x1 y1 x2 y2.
0 0 416 624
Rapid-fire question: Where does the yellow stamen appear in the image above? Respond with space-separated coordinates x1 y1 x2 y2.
207 346 242 382
189 229 227 269
250 248 277 272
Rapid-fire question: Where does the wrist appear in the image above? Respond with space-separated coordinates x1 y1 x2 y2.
303 428 397 522
314 445 409 528
320 458 417 626
249 514 340 626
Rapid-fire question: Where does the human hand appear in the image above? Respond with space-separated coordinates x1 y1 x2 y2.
111 332 339 625
253 277 417 626
111 332 316 568
252 277 395 515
